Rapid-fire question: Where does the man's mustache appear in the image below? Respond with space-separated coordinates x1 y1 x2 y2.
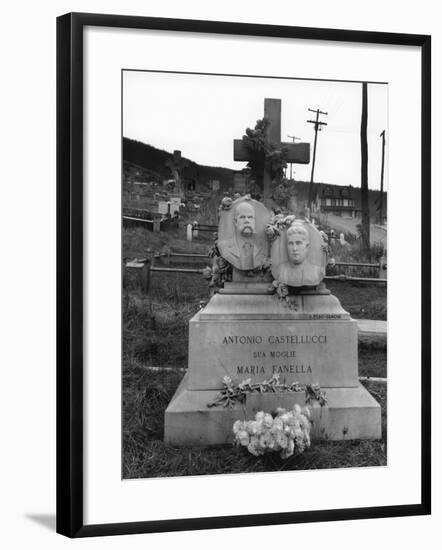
241 226 254 234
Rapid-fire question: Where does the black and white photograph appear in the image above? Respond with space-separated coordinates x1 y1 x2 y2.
122 70 389 478
0 0 437 545
51 10 431 539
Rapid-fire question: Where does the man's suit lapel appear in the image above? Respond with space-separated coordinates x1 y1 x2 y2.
225 242 241 261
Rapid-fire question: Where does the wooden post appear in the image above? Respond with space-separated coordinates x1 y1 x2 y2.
141 262 151 292
379 130 386 224
153 214 161 233
307 108 328 210
186 223 193 241
360 82 370 256
378 255 387 279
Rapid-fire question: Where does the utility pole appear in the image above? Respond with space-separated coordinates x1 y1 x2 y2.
360 82 370 256
307 108 328 210
287 135 301 181
379 130 386 225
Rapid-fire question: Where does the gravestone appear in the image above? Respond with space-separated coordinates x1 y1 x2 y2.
186 223 193 242
169 197 182 216
165 150 188 198
165 104 380 446
158 201 170 215
233 98 310 204
165 201 381 445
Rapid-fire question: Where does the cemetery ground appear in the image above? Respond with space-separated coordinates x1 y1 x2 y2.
123 226 387 479
322 212 387 248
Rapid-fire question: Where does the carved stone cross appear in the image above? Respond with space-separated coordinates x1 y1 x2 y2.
233 98 310 200
165 150 188 194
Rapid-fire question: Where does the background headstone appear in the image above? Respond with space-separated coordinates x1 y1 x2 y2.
169 197 182 215
158 201 169 215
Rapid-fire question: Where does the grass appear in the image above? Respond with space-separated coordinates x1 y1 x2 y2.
122 224 387 479
327 280 386 321
122 365 387 479
123 279 386 370
123 225 214 260
358 347 387 378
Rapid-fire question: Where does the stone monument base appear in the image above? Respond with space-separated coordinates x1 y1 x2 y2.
164 373 381 446
164 375 381 446
164 287 382 447
187 292 359 390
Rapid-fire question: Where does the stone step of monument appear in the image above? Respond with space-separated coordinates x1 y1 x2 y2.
164 374 381 446
357 319 387 348
220 281 331 295
199 293 350 321
219 282 273 295
356 319 387 336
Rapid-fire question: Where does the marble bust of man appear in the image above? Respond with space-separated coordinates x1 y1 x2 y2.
272 223 323 286
218 201 267 270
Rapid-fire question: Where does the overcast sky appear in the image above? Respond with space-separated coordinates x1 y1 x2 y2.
123 70 388 190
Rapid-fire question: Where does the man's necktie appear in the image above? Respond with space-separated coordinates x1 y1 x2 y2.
241 241 253 269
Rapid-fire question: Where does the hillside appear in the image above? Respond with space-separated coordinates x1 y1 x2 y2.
123 138 387 220
123 137 235 191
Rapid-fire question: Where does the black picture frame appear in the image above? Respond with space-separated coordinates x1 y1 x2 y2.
56 12 431 538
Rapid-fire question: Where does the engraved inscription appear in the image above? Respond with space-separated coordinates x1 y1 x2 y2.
225 332 327 379
223 334 327 345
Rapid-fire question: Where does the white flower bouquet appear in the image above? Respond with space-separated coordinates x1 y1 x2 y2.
233 405 312 459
